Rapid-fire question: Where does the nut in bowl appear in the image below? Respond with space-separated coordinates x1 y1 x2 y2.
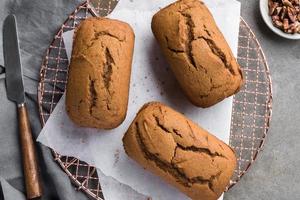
260 0 300 39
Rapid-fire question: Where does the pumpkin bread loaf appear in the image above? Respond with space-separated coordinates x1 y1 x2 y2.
123 102 237 200
151 0 243 107
66 17 135 129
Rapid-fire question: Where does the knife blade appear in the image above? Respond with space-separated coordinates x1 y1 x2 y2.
3 14 25 104
3 14 42 199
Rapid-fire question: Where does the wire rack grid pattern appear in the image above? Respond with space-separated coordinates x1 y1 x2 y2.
38 1 272 199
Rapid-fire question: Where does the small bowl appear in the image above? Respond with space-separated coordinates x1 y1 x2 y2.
260 0 300 40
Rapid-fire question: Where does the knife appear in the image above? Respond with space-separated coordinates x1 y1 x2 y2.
3 15 42 199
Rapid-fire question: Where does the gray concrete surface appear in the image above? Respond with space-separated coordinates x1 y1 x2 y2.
0 0 299 199
225 1 300 199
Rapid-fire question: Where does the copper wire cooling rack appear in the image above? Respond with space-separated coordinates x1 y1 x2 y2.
38 1 273 199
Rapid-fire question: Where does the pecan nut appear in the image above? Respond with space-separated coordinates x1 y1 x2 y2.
268 0 300 34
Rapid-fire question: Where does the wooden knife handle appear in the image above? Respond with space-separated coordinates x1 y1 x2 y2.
18 103 42 199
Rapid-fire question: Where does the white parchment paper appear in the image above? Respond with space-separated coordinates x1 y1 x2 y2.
37 0 241 199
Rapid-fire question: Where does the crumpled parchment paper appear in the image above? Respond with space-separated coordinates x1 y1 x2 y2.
37 0 241 199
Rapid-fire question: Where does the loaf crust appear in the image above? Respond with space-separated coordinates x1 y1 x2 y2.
66 17 135 129
123 102 237 200
151 0 243 108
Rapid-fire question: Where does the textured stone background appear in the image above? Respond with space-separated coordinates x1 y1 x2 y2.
0 0 299 199
226 1 300 199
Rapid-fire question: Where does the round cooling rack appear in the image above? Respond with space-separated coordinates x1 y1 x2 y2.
38 1 273 199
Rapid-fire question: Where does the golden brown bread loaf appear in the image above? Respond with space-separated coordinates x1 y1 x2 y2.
66 17 135 129
151 0 243 108
123 102 237 200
